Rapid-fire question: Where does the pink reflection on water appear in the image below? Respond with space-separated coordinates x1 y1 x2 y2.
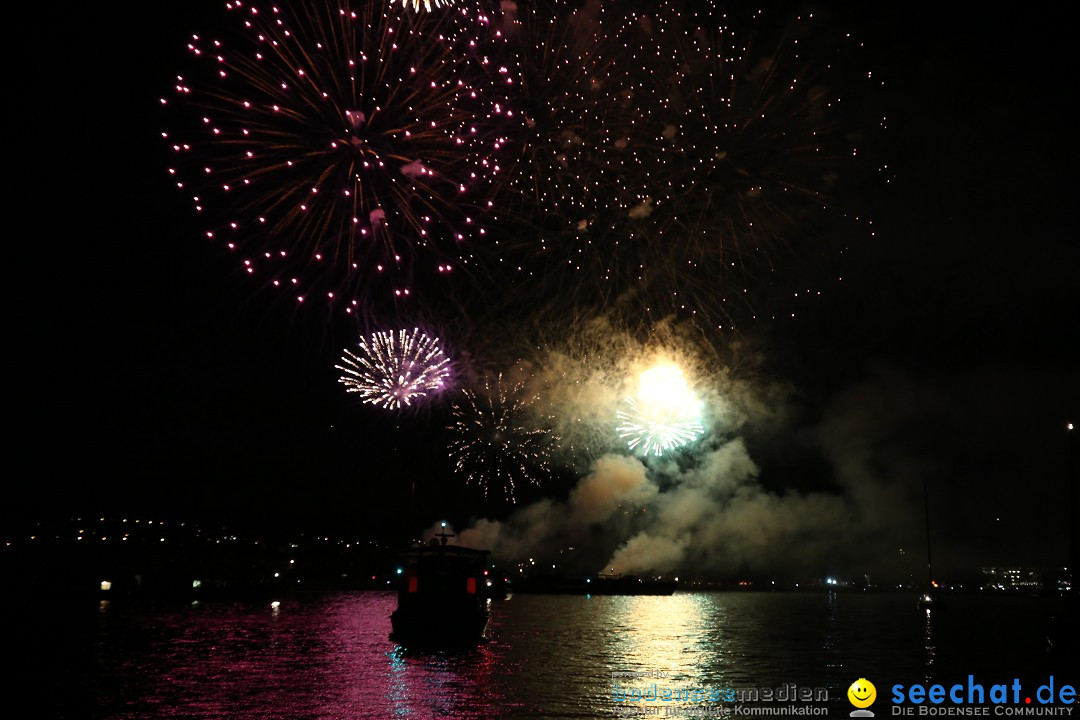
99 592 513 719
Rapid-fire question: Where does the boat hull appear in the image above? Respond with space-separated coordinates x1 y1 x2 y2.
390 541 493 646
390 605 490 645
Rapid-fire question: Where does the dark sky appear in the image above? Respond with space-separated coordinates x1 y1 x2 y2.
10 2 1078 573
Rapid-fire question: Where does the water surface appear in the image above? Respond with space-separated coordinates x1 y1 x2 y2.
17 591 1073 719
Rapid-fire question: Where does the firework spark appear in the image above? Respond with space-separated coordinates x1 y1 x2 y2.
163 0 511 312
616 363 703 456
448 373 557 502
395 0 453 13
481 0 873 329
493 1 644 244
337 329 450 410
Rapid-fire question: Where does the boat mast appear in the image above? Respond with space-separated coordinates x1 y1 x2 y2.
436 521 454 546
924 475 934 588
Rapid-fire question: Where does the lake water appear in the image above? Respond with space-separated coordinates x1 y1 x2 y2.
15 591 1075 719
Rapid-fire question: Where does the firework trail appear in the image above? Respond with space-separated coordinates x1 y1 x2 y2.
448 371 557 503
162 0 513 314
337 328 451 410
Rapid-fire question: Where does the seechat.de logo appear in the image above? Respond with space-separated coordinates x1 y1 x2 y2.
849 678 878 717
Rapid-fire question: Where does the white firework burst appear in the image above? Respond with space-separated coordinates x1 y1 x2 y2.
337 328 450 410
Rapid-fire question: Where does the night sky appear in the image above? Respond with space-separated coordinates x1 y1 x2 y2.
10 1 1078 579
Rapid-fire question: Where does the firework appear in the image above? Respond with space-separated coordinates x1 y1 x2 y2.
162 0 511 312
337 329 450 410
492 1 645 244
622 4 849 281
482 1 872 329
448 372 557 503
478 0 656 315
616 363 703 456
396 0 453 13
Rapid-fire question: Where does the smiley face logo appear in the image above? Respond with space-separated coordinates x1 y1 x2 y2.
848 678 877 709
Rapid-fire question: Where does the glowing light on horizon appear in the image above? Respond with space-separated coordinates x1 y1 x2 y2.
616 363 703 456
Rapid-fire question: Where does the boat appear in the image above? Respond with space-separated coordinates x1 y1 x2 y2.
917 590 942 610
513 573 677 596
390 525 492 645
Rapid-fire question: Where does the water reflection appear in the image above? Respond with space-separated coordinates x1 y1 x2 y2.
923 607 937 681
609 594 707 685
822 590 842 676
91 592 514 719
45 591 1068 720
385 644 505 719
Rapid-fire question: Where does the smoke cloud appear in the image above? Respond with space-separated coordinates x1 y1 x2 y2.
452 317 1073 585
448 320 924 582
